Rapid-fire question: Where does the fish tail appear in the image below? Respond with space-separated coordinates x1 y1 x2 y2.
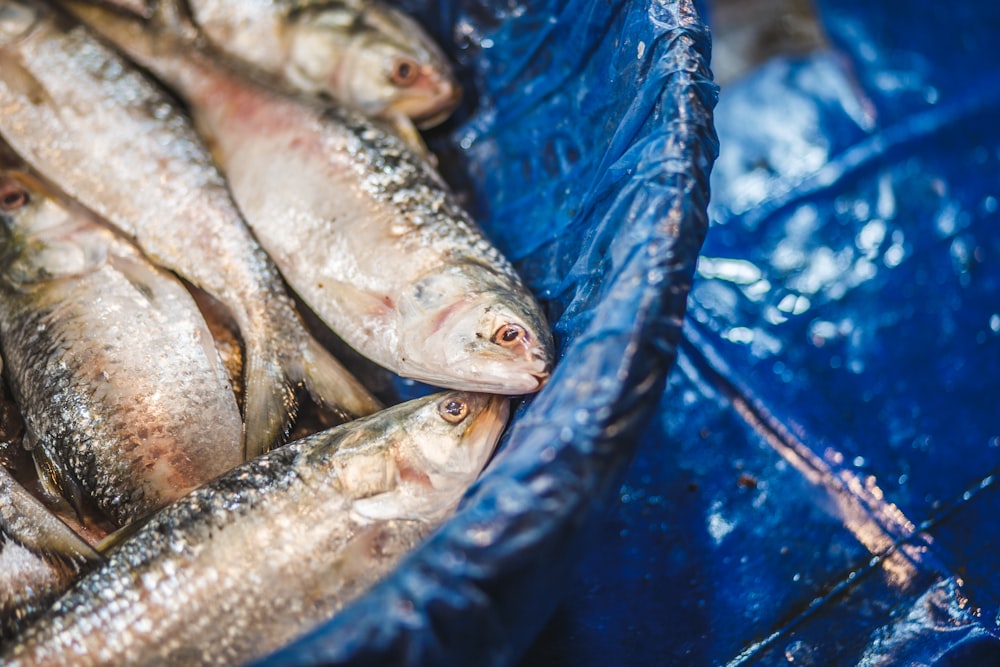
241 342 297 460
241 326 380 459
297 335 383 421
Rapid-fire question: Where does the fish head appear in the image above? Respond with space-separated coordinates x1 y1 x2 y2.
0 167 88 235
284 1 461 127
0 168 106 284
395 390 508 486
0 170 53 281
396 263 554 394
348 390 508 522
0 169 53 248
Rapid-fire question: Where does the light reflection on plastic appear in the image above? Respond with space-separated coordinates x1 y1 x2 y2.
935 203 959 237
764 306 787 326
727 396 920 591
697 256 762 284
707 504 736 544
777 294 810 315
876 172 896 220
856 219 886 256
884 243 905 267
723 326 754 344
742 279 771 301
789 247 848 295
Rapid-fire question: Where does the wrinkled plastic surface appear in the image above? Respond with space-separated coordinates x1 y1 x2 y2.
515 1 1000 666
256 0 716 666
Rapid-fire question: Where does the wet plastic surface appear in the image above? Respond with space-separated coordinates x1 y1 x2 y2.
518 1 1000 665
260 0 1000 665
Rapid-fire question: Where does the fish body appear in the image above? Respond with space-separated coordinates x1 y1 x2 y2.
1 390 508 666
68 4 555 395
0 167 244 526
1 465 102 642
0 0 381 459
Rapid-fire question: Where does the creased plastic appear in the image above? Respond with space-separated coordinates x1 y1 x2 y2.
514 1 1000 666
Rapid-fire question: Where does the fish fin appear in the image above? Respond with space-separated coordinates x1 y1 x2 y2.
330 520 426 583
0 52 56 109
321 277 399 322
299 336 382 421
105 249 167 303
241 345 296 460
94 511 153 554
350 491 412 523
27 436 88 526
0 466 103 574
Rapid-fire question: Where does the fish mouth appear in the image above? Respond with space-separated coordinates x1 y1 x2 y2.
411 76 463 129
465 393 510 460
530 371 550 391
399 352 549 394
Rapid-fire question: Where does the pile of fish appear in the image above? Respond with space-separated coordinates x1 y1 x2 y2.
0 0 554 663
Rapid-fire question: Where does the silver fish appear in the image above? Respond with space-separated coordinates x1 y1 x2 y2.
0 0 381 459
194 0 461 132
68 3 555 395
73 0 461 140
1 465 102 643
1 390 508 666
0 165 245 526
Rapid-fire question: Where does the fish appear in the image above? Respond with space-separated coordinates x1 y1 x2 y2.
0 0 382 460
1 464 103 643
66 1 556 396
0 390 508 666
69 0 462 149
0 163 246 527
191 0 462 149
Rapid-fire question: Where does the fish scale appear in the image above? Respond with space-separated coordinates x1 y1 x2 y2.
337 106 516 278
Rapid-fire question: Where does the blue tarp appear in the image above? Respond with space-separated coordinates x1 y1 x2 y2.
520 1 1000 665
261 0 1000 665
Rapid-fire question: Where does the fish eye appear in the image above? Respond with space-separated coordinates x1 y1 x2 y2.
390 57 420 87
492 323 527 347
0 181 29 212
438 398 469 424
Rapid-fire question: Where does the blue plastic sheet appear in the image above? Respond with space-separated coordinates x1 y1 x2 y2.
516 1 1000 666
256 0 717 665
